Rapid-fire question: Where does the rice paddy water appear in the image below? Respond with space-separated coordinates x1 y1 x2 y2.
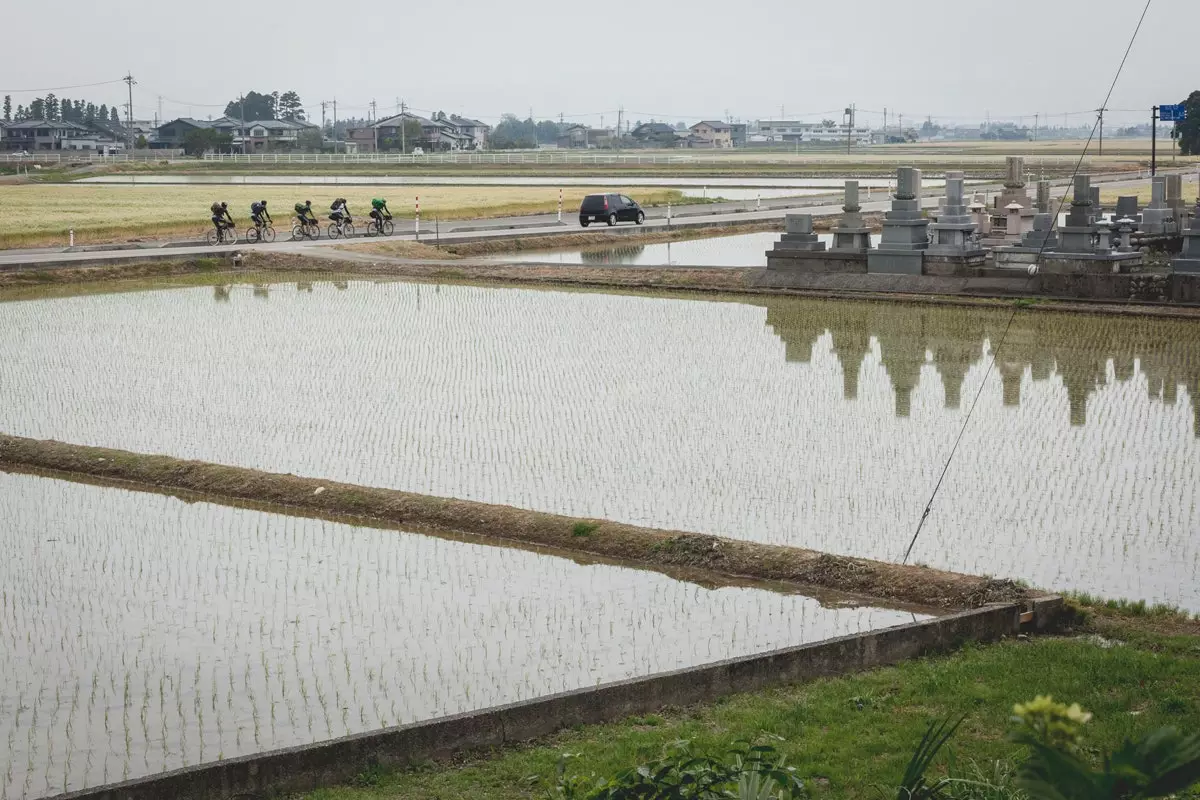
0 471 917 799
0 279 1196 614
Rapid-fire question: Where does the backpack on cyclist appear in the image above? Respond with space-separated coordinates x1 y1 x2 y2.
294 202 307 215
330 200 341 211
210 202 222 216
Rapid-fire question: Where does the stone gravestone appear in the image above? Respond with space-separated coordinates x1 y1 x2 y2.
996 157 1032 209
1058 175 1100 252
867 167 928 274
774 214 826 251
1172 200 1200 274
927 172 982 255
1141 176 1177 235
1115 195 1140 224
1165 174 1185 223
1036 181 1052 214
831 181 873 252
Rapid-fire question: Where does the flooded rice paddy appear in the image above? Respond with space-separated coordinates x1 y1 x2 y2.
1 281 1198 613
487 231 878 267
0 471 915 799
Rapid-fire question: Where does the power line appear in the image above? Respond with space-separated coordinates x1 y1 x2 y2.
0 78 126 93
900 0 1154 566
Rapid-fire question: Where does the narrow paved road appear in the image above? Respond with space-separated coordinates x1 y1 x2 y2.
0 170 1187 269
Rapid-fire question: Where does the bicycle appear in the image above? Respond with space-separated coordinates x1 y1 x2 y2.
290 217 321 241
365 214 395 237
326 216 355 240
205 222 238 245
245 222 276 244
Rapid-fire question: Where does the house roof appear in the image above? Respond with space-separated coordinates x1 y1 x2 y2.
5 119 91 130
632 122 675 136
692 120 731 131
157 117 213 131
248 119 313 131
374 112 434 129
449 115 490 129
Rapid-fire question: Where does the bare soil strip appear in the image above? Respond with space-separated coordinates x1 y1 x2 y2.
0 433 1028 610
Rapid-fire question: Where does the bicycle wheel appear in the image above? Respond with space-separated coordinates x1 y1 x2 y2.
305 224 321 240
382 219 394 236
291 225 304 241
245 227 261 244
343 222 355 238
222 228 237 245
262 226 276 243
327 223 341 240
365 221 378 237
205 228 219 246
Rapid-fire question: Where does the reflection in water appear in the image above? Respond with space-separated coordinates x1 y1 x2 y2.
580 244 647 265
1 281 1197 609
213 284 231 303
759 299 1200 433
252 284 269 299
1 472 916 798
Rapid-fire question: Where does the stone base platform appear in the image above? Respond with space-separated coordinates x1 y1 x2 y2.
867 249 924 275
765 250 867 274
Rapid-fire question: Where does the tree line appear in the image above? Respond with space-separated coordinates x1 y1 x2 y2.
3 93 121 126
221 90 305 123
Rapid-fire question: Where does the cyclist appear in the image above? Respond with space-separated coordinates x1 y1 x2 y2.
369 197 391 232
250 199 272 231
210 201 234 241
329 197 351 226
294 200 318 233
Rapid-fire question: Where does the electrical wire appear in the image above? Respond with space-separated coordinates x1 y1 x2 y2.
899 0 1154 566
0 78 126 93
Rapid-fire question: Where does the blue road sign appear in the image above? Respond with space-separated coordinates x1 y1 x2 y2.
1159 104 1186 122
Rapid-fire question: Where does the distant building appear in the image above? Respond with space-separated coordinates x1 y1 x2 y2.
629 122 677 147
557 124 614 149
448 115 491 150
1 120 107 151
689 120 733 148
154 116 317 151
355 111 487 153
755 120 872 146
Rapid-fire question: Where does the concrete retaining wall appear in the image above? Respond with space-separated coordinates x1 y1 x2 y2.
50 598 1064 800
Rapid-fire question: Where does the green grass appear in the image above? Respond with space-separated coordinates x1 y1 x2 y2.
299 617 1200 799
571 522 598 538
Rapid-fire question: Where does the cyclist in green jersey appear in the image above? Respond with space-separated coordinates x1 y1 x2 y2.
369 198 391 232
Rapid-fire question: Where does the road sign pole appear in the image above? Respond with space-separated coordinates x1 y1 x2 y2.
1152 106 1158 177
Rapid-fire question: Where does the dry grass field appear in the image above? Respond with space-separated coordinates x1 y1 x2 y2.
1 184 691 248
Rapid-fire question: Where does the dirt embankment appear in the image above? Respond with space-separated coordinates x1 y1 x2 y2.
0 433 1030 610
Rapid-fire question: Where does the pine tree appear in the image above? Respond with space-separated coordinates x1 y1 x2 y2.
60 96 72 122
30 98 45 120
2 95 10 122
110 107 120 124
15 104 25 121
98 104 108 122
85 103 96 125
45 93 59 121
73 100 84 122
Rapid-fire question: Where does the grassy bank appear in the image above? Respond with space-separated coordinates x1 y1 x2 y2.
0 433 1027 610
298 611 1200 800
0 185 700 249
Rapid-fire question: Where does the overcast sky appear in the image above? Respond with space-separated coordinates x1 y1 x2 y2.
1 0 1195 128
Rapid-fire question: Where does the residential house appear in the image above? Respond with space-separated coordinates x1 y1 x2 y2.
688 121 733 148
629 122 677 148
557 124 614 149
1 120 94 151
244 118 318 150
729 123 748 147
364 111 476 153
154 118 214 149
448 115 491 150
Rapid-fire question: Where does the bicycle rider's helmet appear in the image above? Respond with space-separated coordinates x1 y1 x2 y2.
305 200 312 206
260 199 268 206
220 202 227 209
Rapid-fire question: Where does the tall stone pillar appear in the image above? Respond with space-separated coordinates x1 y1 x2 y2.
928 172 982 254
1141 177 1177 235
867 167 928 274
1172 200 1200 274
831 180 873 252
1036 181 1052 214
1058 175 1098 253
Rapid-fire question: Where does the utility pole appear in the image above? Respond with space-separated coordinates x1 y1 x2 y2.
320 101 328 137
1096 107 1106 155
370 99 377 153
122 73 136 151
1151 105 1158 176
844 104 855 154
156 95 163 128
332 97 338 154
1033 112 1039 141
884 107 888 135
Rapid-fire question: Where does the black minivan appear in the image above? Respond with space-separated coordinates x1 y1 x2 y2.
579 193 645 227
